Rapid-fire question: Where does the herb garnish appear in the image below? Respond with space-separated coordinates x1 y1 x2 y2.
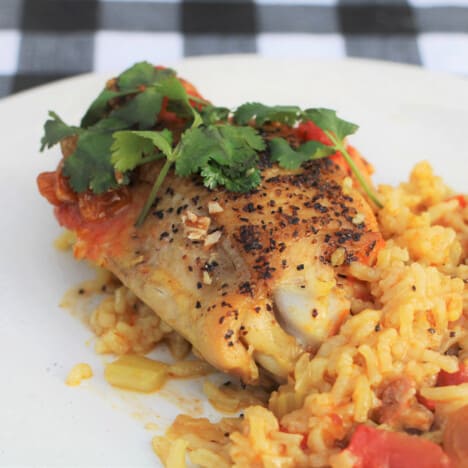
40 61 382 226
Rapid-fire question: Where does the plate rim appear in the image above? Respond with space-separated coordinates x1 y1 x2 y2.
2 54 468 105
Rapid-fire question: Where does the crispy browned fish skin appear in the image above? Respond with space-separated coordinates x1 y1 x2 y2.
44 154 382 384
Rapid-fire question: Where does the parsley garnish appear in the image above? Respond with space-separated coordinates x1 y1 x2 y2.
40 62 382 226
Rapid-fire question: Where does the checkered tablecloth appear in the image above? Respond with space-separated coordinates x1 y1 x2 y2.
1 0 467 98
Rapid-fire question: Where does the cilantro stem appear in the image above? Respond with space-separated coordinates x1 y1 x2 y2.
133 103 201 226
135 159 173 227
187 95 211 106
325 131 383 209
136 154 162 166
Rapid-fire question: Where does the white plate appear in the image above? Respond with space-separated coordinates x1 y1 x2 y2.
0 56 467 467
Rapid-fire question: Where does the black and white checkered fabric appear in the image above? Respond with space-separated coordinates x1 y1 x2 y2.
1 0 467 98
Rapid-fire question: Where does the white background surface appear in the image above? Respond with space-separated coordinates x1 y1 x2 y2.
0 56 467 466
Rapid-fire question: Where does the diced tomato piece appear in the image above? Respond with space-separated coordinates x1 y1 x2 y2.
418 363 467 412
417 394 436 411
296 121 349 173
279 425 308 450
329 152 349 173
296 122 346 172
296 121 332 145
154 65 207 122
343 425 452 468
437 363 468 387
319 145 374 181
37 171 60 206
179 77 205 101
346 145 374 180
447 195 467 209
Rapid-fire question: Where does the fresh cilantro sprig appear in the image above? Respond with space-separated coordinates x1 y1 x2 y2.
81 63 176 127
112 129 176 226
40 62 201 196
40 62 382 227
230 103 382 208
303 109 382 208
40 111 83 151
112 124 265 225
41 112 130 192
269 138 336 169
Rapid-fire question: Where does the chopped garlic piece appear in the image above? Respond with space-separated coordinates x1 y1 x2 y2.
352 213 365 225
66 363 93 386
186 211 197 222
204 230 222 248
181 210 211 241
203 271 212 285
129 255 145 266
208 201 224 214
187 230 206 241
342 176 353 195
331 247 346 266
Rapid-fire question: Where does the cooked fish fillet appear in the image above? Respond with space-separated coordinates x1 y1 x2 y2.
39 136 383 384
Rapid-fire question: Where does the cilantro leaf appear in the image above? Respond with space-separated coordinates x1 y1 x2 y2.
40 111 82 151
175 125 264 192
156 76 190 101
269 137 335 170
201 163 261 192
111 129 173 172
221 125 265 153
201 105 230 124
81 89 134 128
112 76 200 129
117 61 174 90
158 76 203 126
175 125 264 175
62 132 118 194
89 117 129 132
234 102 301 126
303 108 358 142
175 127 218 176
302 109 382 207
111 88 163 129
81 64 177 128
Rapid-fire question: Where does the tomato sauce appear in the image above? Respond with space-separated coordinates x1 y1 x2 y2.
38 167 136 263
